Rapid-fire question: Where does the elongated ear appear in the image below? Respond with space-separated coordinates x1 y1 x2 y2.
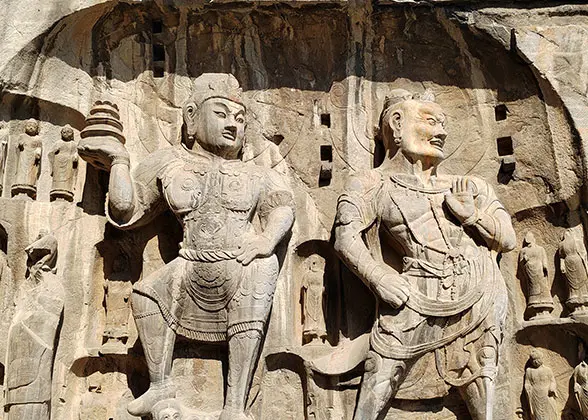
182 101 198 136
389 110 403 144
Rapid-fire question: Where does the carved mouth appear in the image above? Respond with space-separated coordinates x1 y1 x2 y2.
429 138 445 150
222 131 236 141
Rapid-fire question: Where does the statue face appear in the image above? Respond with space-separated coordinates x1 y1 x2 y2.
393 101 447 164
61 126 74 141
25 120 39 136
156 407 181 420
192 98 245 159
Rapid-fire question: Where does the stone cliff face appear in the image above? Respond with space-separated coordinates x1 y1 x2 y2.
0 1 586 419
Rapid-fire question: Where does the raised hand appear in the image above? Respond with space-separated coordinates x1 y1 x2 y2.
235 235 274 265
445 177 477 224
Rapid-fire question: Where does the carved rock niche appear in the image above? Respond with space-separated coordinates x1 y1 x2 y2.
0 1 586 420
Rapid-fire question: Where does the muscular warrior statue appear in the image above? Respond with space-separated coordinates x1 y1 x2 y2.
334 90 516 420
78 74 295 419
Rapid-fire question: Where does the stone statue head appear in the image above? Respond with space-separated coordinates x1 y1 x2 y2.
307 254 325 273
152 399 182 420
183 73 246 160
24 119 39 136
379 89 447 165
61 125 74 141
25 230 58 272
523 232 536 246
529 349 544 368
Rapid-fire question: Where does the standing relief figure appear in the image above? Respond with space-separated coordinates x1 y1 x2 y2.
77 74 295 419
560 228 588 316
333 90 516 420
11 119 42 200
574 343 588 419
0 121 9 194
519 232 554 319
49 124 79 202
301 254 327 344
5 231 63 420
524 349 558 420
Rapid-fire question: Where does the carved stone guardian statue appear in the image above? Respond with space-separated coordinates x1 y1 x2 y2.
524 349 558 420
77 73 295 419
519 232 554 319
49 124 78 202
5 230 63 420
301 254 327 344
560 228 588 316
334 90 516 420
11 119 42 200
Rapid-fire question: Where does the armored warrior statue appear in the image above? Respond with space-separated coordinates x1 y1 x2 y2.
301 254 327 344
49 124 79 202
519 232 554 319
560 228 588 315
5 231 63 420
524 349 558 420
12 119 42 200
334 90 516 420
77 74 295 419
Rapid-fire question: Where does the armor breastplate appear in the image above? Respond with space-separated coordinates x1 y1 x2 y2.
163 160 259 252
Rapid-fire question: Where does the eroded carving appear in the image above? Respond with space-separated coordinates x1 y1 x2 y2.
100 253 133 355
334 90 516 420
301 254 327 344
11 119 42 200
5 231 63 420
560 228 588 316
49 124 79 202
524 349 558 420
0 121 9 194
574 344 588 419
78 73 295 419
520 232 554 320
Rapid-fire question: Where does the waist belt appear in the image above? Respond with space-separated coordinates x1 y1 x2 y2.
402 254 493 317
179 248 236 262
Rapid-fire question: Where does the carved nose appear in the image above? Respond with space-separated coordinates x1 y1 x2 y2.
436 127 447 141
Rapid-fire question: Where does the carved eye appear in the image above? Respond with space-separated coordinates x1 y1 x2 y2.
214 111 227 118
427 118 437 126
236 116 245 124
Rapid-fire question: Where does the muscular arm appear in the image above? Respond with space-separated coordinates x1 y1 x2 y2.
334 174 409 308
108 162 136 225
261 206 294 251
466 208 516 253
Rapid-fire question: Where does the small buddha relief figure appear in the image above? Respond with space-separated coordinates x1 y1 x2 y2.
100 253 133 355
11 119 42 200
301 254 327 344
519 232 554 320
49 124 79 202
0 121 9 194
524 349 559 420
573 342 588 419
560 228 588 316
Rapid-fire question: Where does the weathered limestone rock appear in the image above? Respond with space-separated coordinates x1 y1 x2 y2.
5 231 63 420
0 2 587 419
